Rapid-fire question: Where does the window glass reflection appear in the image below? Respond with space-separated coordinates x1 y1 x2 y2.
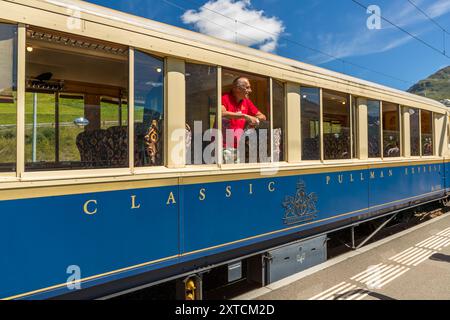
25 93 56 164
185 63 217 165
382 102 400 158
368 100 381 158
134 50 164 167
323 90 350 160
421 110 433 156
59 95 84 163
301 87 320 160
0 23 17 172
352 97 357 158
272 80 285 162
410 108 420 156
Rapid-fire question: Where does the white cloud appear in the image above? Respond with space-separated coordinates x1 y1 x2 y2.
389 0 450 27
312 31 422 65
427 0 450 19
181 0 284 52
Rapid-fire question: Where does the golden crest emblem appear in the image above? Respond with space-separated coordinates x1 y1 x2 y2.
282 181 318 225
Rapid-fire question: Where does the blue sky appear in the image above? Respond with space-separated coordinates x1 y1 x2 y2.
84 0 450 91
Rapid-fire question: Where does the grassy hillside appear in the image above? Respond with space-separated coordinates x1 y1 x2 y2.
0 93 130 164
407 66 450 102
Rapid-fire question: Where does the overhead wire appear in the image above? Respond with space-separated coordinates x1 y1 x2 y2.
406 0 449 35
162 0 416 86
406 0 449 54
352 0 450 59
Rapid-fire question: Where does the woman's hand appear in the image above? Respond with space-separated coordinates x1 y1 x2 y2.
244 114 260 126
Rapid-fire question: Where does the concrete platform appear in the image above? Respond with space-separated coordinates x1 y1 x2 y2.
235 213 450 300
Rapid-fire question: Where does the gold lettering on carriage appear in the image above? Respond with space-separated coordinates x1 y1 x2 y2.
80 163 443 214
167 192 176 205
131 195 141 209
83 200 97 215
404 165 440 176
268 182 275 192
325 170 385 185
204 182 276 199
324 165 443 186
199 188 206 201
226 186 232 198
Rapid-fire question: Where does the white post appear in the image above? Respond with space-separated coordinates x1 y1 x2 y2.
166 57 186 168
285 83 301 163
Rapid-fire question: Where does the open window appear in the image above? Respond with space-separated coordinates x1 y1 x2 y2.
221 69 270 164
25 27 129 171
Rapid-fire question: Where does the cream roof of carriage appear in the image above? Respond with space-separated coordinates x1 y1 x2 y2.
3 0 448 113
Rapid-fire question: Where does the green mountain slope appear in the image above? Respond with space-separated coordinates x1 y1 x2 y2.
407 66 450 104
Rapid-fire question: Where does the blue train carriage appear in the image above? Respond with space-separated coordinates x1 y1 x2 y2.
0 0 449 299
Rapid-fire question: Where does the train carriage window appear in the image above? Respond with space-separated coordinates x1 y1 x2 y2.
382 102 400 158
351 97 358 158
185 63 217 165
221 69 270 164
59 94 84 163
323 89 350 160
367 100 381 158
448 117 450 151
410 107 420 156
25 93 56 164
272 80 285 162
25 27 129 171
421 110 433 156
300 87 320 160
101 97 128 129
134 50 164 167
0 23 17 172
